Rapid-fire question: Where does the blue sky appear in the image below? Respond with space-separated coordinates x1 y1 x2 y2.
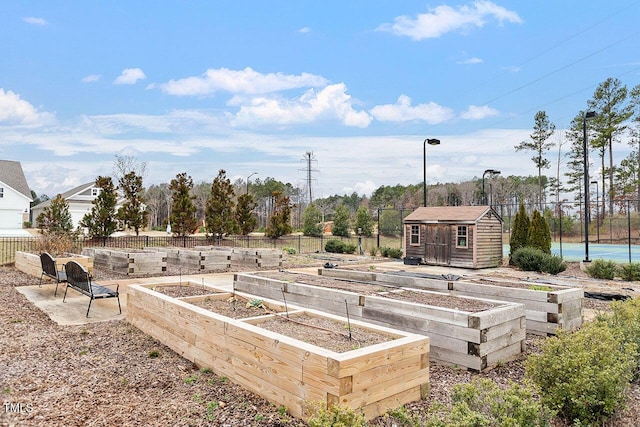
1 1 639 199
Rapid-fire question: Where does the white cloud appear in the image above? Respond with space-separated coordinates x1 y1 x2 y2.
502 65 521 73
231 83 371 128
157 67 329 96
23 17 48 26
298 27 311 33
458 57 483 64
369 94 455 124
82 74 101 83
377 1 522 40
114 68 147 85
460 105 499 120
0 88 54 125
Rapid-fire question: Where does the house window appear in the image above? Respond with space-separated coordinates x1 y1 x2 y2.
0 187 3 198
456 225 468 248
91 188 100 196
410 225 420 245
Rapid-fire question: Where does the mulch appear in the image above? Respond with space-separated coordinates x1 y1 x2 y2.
2 258 640 426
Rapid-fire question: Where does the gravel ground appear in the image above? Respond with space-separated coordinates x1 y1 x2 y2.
1 258 640 426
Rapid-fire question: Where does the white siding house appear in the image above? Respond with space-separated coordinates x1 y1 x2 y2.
0 160 33 230
31 182 122 230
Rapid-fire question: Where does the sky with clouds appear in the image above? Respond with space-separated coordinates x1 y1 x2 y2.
1 1 639 199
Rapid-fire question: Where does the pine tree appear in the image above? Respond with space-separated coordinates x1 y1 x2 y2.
353 206 374 237
509 201 530 260
79 176 119 241
169 172 198 237
528 209 551 254
36 194 74 235
205 169 237 239
265 191 292 238
514 111 555 209
331 205 351 237
117 171 148 236
235 193 257 235
302 203 323 237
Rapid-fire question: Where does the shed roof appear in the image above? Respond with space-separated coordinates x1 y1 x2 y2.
404 206 498 223
0 160 32 200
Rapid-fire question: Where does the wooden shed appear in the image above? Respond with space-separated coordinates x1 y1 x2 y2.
403 206 503 269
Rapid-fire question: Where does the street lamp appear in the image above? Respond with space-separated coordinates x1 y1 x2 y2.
482 169 501 205
583 111 596 262
246 172 258 194
591 180 599 243
423 138 441 206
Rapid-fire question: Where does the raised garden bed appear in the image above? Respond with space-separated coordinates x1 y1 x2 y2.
126 281 430 421
234 271 526 371
15 251 94 277
146 247 232 271
81 248 166 276
182 293 287 320
319 268 583 335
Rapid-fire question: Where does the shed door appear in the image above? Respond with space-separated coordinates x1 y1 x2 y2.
424 224 451 265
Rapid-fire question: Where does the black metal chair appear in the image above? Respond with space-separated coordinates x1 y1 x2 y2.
63 260 121 318
39 252 67 297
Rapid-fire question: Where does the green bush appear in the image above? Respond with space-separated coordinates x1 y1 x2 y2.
512 247 567 275
379 247 403 259
307 403 367 427
325 239 344 253
282 247 297 255
539 253 567 275
618 263 640 281
585 259 617 280
422 379 551 427
511 247 547 272
525 321 637 425
388 248 403 258
343 243 357 254
601 297 640 369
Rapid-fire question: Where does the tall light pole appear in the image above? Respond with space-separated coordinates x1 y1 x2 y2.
482 169 501 205
583 111 596 262
423 138 441 206
591 180 599 243
246 172 258 195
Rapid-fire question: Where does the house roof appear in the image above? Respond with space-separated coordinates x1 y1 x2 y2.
0 160 32 200
31 182 94 210
404 206 497 223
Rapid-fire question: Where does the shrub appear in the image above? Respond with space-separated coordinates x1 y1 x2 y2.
511 247 547 272
525 321 637 425
325 241 357 254
380 246 403 259
368 247 378 257
325 239 344 253
601 297 640 369
282 247 297 255
307 403 367 427
539 253 567 275
342 243 357 254
528 209 552 254
34 233 77 257
585 259 617 280
509 201 530 261
618 263 640 281
423 379 551 427
386 248 403 259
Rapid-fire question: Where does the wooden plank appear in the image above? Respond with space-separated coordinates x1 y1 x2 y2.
468 304 526 329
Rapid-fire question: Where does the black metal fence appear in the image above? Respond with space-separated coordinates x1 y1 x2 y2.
0 234 392 266
495 199 640 246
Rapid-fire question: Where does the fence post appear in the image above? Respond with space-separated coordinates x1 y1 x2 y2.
628 200 632 264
